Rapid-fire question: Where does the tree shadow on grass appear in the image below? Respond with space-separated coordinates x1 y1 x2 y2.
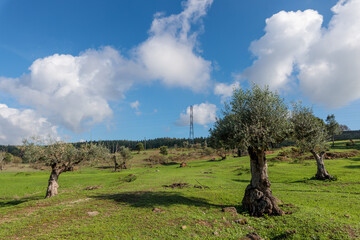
95 166 114 170
350 157 360 162
91 191 246 213
207 158 226 162
343 165 360 169
91 191 299 216
0 196 42 208
330 141 360 150
161 162 179 166
92 191 217 209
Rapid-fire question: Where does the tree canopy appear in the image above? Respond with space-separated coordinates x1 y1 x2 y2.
291 103 328 153
230 85 290 151
326 114 342 146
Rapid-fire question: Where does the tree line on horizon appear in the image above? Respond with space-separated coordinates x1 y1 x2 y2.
0 137 209 158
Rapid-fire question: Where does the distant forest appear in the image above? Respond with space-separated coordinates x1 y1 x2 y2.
74 137 209 153
0 137 209 157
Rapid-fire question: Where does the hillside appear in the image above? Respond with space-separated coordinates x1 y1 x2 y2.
0 141 359 239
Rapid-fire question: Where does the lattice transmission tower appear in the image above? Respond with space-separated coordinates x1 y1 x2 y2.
189 105 194 144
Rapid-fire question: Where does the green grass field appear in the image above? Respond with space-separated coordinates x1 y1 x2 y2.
0 141 359 239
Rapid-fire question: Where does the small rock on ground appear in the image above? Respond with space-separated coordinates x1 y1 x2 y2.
234 218 248 225
87 211 99 216
222 207 238 214
152 208 164 213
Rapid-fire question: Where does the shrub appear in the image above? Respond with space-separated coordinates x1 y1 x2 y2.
144 154 166 167
159 146 168 156
202 147 214 156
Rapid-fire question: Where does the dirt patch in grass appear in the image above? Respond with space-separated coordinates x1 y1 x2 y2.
68 198 91 205
163 183 190 189
345 225 359 239
83 186 102 190
324 151 359 159
196 219 213 228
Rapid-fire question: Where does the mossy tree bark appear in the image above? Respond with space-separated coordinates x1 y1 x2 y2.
242 147 284 217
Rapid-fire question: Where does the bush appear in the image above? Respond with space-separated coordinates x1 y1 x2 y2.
202 147 214 156
4 153 13 164
144 154 166 167
12 156 23 164
120 174 137 183
159 146 168 156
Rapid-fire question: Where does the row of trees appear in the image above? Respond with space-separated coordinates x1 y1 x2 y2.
77 137 209 153
209 85 341 217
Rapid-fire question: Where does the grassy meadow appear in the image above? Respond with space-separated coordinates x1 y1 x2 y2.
0 140 359 239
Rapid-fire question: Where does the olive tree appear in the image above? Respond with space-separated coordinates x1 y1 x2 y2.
113 146 133 171
209 113 238 159
339 124 350 131
214 85 290 216
291 103 334 180
22 138 109 198
326 114 342 147
159 146 168 156
135 142 144 154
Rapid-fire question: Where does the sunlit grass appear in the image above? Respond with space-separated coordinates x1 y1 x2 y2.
0 141 359 239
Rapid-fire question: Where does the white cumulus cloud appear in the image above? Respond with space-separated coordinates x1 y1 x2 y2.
176 102 217 126
214 82 240 102
298 0 360 107
241 9 322 89
0 104 58 145
138 0 213 92
240 0 360 107
0 47 139 132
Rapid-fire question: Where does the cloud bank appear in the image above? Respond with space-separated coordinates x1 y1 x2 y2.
0 104 57 145
0 47 137 132
240 0 360 107
0 0 213 139
176 102 217 126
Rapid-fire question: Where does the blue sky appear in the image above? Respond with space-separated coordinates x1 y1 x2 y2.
0 0 359 144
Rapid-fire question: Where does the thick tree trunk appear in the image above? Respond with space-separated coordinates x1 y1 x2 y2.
242 147 284 217
45 169 60 198
311 151 333 180
237 148 242 157
113 155 119 172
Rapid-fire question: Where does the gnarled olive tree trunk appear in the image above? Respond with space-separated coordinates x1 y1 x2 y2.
113 155 119 172
45 168 61 198
310 150 333 180
45 164 73 198
242 147 284 217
